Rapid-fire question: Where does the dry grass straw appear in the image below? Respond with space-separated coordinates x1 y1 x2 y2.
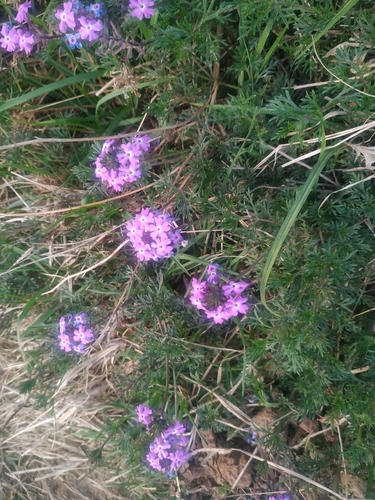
0 314 133 500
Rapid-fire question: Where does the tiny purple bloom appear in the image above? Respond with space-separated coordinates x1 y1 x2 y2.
154 436 171 459
205 306 231 324
225 295 249 316
17 30 35 54
163 421 185 437
222 281 250 297
74 343 86 354
58 333 72 352
168 449 190 469
129 0 155 20
136 404 153 426
78 16 102 41
55 2 76 34
0 25 19 52
106 168 125 192
132 134 151 152
65 32 82 49
14 1 31 23
73 324 93 344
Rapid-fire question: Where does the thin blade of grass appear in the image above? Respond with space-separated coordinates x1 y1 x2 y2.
259 129 333 314
297 0 361 58
0 70 105 113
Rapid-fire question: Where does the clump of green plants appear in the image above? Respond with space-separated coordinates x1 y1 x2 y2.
2 0 375 499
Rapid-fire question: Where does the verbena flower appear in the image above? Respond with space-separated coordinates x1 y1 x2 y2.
77 15 102 41
14 1 31 23
55 2 76 33
143 417 190 476
17 29 35 54
57 312 94 354
129 0 155 20
125 208 185 262
65 32 82 49
86 3 105 18
94 137 151 191
189 266 251 324
136 404 153 427
0 25 19 52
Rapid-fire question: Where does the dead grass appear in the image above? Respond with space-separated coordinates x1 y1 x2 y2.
0 312 133 500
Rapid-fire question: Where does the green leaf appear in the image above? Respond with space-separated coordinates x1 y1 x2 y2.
0 70 105 113
260 129 334 314
297 0 361 58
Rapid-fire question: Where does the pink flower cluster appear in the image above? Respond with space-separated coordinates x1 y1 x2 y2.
129 0 155 20
125 208 185 262
189 264 250 324
136 406 190 476
94 135 151 192
0 3 35 55
58 312 94 354
55 2 105 45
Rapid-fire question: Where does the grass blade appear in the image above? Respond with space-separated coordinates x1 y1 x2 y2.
260 130 333 313
0 70 105 113
297 0 361 58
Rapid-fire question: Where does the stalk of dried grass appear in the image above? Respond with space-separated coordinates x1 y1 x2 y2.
0 319 132 500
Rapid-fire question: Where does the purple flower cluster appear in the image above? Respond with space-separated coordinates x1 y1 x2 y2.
136 406 190 475
129 0 155 20
189 264 250 324
54 2 105 48
58 312 94 354
94 135 151 192
0 2 35 55
125 208 185 262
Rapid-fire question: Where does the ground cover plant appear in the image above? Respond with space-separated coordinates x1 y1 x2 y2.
1 0 375 499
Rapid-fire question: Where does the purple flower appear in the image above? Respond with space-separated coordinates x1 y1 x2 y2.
129 0 155 20
117 143 141 167
58 333 72 352
73 324 93 345
106 168 125 192
74 343 86 354
17 30 35 54
86 3 105 18
65 32 82 49
59 317 66 334
154 436 171 459
163 421 185 437
225 295 249 315
146 451 162 470
119 164 142 183
74 312 87 325
0 25 19 52
136 404 153 426
135 207 154 230
55 2 76 34
149 218 171 240
222 281 249 297
14 1 31 23
134 241 153 261
132 134 151 152
206 263 220 283
101 139 115 154
125 219 143 242
168 449 190 469
78 16 102 41
205 306 231 324
57 312 94 354
125 209 185 263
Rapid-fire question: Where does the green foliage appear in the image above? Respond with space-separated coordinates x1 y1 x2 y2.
2 0 375 499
